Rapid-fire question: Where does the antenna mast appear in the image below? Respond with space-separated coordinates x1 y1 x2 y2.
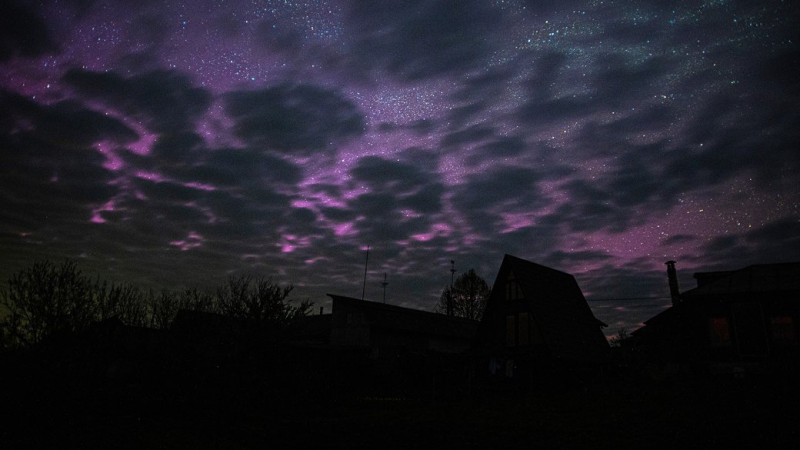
361 246 370 300
381 272 388 304
447 260 456 316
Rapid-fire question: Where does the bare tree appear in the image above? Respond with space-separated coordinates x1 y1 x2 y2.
98 282 149 327
436 268 490 321
0 260 101 348
215 275 312 327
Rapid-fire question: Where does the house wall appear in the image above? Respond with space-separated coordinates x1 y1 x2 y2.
330 304 371 347
646 292 800 365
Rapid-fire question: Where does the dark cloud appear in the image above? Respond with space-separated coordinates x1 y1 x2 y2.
149 131 204 163
62 69 212 133
466 136 528 166
345 0 502 81
450 165 548 235
377 118 437 136
0 90 133 231
661 234 696 246
224 83 365 153
0 139 117 233
0 2 58 61
542 249 613 270
1 90 138 147
339 156 445 243
254 20 304 53
194 148 303 188
440 125 495 150
349 156 443 215
697 218 800 268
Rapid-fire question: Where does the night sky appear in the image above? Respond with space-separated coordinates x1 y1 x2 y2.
2 0 798 334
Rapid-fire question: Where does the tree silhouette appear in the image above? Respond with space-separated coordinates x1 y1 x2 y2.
0 260 101 348
0 260 311 351
436 268 490 320
215 274 312 327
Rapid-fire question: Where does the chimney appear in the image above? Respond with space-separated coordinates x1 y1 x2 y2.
665 260 681 306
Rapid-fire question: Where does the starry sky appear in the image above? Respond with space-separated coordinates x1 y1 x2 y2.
2 0 799 334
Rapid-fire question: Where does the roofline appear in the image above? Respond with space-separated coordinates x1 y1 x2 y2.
326 293 480 325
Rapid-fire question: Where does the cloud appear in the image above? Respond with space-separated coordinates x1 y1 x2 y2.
193 147 303 188
328 156 446 244
224 83 365 153
62 69 212 133
345 0 502 81
0 90 137 230
1 89 138 143
0 2 58 61
451 165 548 235
696 218 800 268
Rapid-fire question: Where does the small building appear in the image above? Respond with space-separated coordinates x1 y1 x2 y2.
327 294 479 356
477 254 611 383
634 261 800 375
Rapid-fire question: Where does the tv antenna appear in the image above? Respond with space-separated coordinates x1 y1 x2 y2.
361 245 369 300
381 272 388 304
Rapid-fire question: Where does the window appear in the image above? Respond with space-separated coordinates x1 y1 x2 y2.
708 317 731 346
506 313 533 347
505 315 516 347
505 272 524 301
518 313 530 346
770 316 796 344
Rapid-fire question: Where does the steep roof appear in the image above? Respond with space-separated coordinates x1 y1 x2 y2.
488 254 610 363
327 294 479 341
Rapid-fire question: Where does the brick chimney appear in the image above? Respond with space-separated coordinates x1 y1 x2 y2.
665 260 681 306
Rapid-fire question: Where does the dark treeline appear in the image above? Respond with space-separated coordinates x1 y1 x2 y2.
0 259 311 351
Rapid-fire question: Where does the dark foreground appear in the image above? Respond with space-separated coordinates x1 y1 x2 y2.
2 338 799 449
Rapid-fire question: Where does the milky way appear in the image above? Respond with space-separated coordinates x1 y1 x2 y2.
2 0 799 333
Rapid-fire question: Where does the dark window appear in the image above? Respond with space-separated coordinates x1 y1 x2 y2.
505 315 516 347
518 313 530 346
505 272 523 301
770 316 796 344
506 313 534 347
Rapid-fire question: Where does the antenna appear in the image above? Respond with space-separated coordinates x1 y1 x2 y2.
447 260 456 316
381 272 388 304
361 245 370 300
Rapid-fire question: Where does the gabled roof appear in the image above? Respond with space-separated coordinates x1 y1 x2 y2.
487 254 610 363
327 294 479 341
682 261 800 297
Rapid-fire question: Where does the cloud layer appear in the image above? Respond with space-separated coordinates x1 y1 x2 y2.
1 0 798 333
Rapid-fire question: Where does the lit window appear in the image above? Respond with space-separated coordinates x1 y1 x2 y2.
506 315 516 347
770 316 796 344
709 317 731 346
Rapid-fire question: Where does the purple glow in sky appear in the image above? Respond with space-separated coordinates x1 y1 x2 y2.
1 0 798 333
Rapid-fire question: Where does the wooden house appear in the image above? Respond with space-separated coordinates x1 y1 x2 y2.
477 254 611 383
634 261 800 375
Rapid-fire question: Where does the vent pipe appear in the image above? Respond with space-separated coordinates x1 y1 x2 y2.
665 260 681 306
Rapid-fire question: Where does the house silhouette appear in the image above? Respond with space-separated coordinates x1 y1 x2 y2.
324 254 610 386
634 261 800 376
